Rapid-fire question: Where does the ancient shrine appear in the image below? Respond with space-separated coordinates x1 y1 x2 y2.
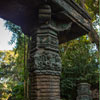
0 0 91 100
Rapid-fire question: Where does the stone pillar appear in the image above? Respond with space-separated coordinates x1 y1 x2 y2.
28 4 61 100
77 83 92 100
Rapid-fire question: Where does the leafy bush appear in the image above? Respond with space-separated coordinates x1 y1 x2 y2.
60 36 99 100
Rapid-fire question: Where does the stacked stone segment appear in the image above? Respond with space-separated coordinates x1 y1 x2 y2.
29 75 60 100
28 4 61 100
77 83 92 100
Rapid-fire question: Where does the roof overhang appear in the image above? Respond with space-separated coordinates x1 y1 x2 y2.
0 0 91 43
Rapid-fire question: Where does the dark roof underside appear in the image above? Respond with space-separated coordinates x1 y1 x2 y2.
0 0 91 43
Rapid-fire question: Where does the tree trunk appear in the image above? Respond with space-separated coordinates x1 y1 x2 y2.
88 22 99 50
80 0 99 50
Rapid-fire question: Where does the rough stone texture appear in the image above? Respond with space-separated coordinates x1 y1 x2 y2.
77 83 92 100
29 75 60 100
92 89 99 100
28 24 62 75
28 5 61 100
28 11 62 75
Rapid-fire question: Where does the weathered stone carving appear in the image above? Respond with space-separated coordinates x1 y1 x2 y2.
28 4 62 75
29 50 61 75
28 24 62 75
28 5 62 100
77 83 92 100
39 4 51 24
77 95 92 100
77 83 91 95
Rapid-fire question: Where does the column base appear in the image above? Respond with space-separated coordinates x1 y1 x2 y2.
29 74 60 100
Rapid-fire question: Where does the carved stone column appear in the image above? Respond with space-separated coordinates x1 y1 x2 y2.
77 83 92 100
28 4 62 100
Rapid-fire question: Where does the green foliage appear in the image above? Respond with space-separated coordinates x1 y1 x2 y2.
60 36 99 100
9 82 24 100
4 21 29 100
0 50 16 100
85 0 99 20
75 0 99 20
0 50 25 100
